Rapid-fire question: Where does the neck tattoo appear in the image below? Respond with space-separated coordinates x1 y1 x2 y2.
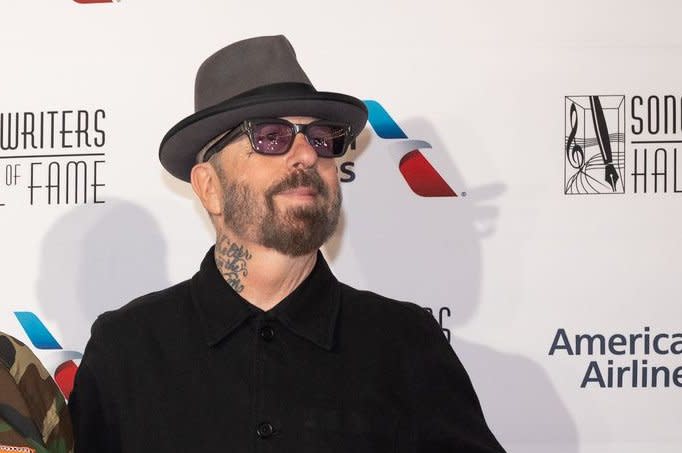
215 235 252 293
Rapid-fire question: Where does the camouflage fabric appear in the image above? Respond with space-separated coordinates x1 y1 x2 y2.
0 333 73 453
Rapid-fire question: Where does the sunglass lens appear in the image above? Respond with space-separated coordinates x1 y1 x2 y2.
305 123 349 157
251 122 294 154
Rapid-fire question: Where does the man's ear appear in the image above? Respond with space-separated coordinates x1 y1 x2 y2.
190 162 223 216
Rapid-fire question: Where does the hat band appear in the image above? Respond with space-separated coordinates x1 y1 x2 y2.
229 82 317 102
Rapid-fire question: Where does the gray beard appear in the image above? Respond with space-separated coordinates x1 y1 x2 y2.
217 167 342 257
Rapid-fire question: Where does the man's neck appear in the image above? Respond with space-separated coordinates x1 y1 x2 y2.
213 232 318 311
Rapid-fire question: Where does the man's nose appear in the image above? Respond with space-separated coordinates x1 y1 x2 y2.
286 133 319 169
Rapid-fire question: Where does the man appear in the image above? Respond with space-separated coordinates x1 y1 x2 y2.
69 35 505 452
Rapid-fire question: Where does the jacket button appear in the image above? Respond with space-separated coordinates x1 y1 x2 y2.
256 421 274 438
259 325 275 341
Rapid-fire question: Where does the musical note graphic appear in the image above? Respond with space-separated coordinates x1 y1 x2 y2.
566 103 585 169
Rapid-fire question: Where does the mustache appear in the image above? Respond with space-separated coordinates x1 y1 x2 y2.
266 170 329 198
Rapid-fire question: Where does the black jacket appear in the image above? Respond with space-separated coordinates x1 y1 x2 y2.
69 246 505 453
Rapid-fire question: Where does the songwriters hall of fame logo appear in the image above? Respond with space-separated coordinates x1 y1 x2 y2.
564 96 625 194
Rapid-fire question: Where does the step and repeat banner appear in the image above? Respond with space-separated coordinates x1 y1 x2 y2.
2 1 681 452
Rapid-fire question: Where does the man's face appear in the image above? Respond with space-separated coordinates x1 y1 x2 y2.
210 116 342 256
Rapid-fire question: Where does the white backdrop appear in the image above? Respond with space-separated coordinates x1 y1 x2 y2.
2 1 682 452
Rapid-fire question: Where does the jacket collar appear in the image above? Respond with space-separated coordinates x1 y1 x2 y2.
191 245 341 351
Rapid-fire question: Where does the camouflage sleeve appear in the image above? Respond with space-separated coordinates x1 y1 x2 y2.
0 334 74 453
68 318 120 453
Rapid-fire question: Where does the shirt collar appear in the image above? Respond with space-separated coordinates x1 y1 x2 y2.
191 245 341 351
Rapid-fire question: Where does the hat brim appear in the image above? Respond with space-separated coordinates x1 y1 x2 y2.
159 91 368 182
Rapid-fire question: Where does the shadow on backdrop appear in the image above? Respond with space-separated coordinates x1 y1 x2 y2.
35 199 171 349
160 167 217 236
323 126 373 260
328 117 578 452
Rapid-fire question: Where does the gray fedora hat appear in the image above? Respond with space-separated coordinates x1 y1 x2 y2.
159 35 368 182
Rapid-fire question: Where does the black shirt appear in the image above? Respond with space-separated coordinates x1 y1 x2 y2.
69 246 505 453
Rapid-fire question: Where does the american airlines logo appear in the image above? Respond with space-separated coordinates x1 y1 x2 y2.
364 100 458 197
13 312 81 399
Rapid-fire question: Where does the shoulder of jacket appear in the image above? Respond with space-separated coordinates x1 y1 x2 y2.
91 278 191 336
339 282 430 325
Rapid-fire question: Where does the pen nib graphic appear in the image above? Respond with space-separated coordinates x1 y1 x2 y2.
605 164 619 191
